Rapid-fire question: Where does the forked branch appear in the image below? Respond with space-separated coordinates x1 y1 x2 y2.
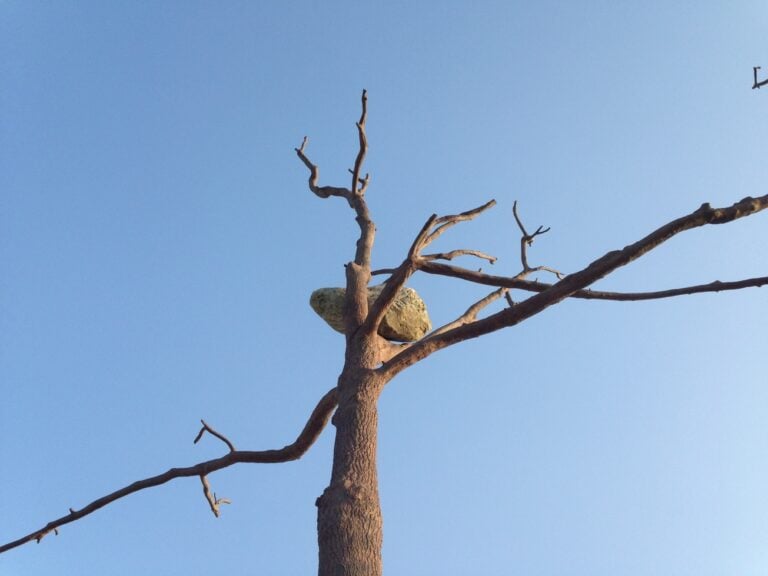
512 201 563 279
381 195 768 378
295 90 375 334
364 201 497 339
0 387 339 555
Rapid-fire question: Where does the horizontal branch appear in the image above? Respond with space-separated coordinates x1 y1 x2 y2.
381 195 768 377
421 249 497 264
420 261 768 301
0 387 339 555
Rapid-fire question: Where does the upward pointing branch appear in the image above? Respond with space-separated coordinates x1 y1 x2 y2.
381 195 768 378
753 66 768 89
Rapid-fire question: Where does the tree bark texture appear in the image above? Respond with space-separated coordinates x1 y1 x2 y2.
317 358 385 576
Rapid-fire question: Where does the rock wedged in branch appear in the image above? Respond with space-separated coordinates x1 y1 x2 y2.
310 285 431 342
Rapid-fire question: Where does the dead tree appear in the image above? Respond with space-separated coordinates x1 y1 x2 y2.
2 91 767 576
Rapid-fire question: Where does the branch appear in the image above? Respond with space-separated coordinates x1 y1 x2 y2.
381 195 768 377
753 66 768 89
421 260 768 301
512 201 562 279
426 287 509 338
425 200 497 247
295 91 374 334
421 249 497 265
0 387 339 555
351 89 369 196
294 137 352 200
200 475 231 518
194 419 236 452
362 202 495 339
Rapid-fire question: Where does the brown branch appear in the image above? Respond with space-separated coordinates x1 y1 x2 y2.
194 419 236 452
295 137 352 200
0 387 339 555
753 66 768 89
200 475 231 518
421 261 768 301
295 91 375 334
424 200 496 247
512 201 553 275
425 287 509 339
351 90 369 196
381 195 768 377
421 249 497 265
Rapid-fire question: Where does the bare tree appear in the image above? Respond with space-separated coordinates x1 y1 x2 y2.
2 91 767 576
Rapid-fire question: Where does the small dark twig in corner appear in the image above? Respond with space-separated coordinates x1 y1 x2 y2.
753 66 768 89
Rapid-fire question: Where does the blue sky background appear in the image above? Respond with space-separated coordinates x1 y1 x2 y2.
2 2 767 575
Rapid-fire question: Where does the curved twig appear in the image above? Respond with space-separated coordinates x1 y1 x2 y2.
194 419 236 452
382 195 768 377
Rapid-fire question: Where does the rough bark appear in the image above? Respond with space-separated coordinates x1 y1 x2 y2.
317 343 385 576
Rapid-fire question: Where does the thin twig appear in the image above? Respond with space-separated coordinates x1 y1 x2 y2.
424 200 496 247
512 201 551 272
194 420 236 453
200 475 231 518
753 66 768 89
425 287 509 339
421 249 497 265
351 89 369 195
295 138 352 200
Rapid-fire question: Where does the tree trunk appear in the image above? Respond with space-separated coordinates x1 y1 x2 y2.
316 363 384 576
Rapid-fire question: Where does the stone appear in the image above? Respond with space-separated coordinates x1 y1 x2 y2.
309 284 431 342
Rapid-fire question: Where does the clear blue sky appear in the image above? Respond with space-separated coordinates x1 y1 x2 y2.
2 2 767 575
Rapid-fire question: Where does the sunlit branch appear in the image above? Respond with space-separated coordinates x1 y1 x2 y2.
0 387 339 555
381 195 768 378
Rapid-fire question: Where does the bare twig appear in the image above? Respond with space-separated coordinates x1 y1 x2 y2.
351 90 369 195
295 137 352 200
512 201 556 276
424 200 497 247
381 195 768 377
200 475 231 518
295 90 375 334
421 249 497 265
0 387 339 555
194 419 236 453
424 288 509 339
753 66 768 89
370 267 399 276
